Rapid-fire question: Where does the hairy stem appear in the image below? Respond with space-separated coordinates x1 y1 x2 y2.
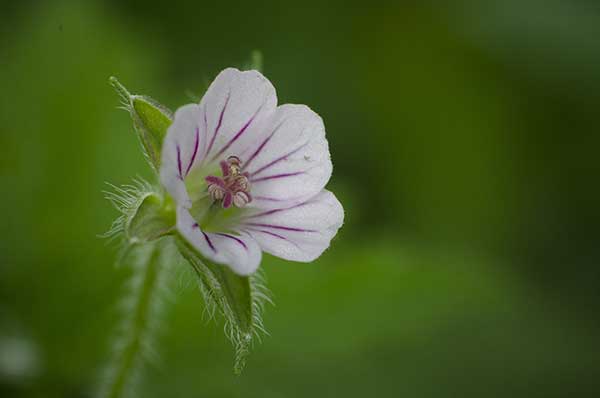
101 243 163 398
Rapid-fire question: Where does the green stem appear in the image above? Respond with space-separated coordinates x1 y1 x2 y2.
105 243 161 398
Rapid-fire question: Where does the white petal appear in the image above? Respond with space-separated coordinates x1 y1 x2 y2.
241 104 332 209
200 68 277 164
160 104 206 208
241 190 343 262
177 206 262 275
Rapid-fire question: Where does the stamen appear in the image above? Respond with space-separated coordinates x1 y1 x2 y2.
206 155 252 208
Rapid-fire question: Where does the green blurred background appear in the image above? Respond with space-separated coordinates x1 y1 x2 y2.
2 0 600 397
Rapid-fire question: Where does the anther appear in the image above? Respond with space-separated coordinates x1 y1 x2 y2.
206 155 252 208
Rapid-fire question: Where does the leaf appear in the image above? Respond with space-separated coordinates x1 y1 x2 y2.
109 76 173 171
175 237 270 374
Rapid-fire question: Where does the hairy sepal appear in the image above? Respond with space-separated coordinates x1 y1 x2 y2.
109 76 173 171
103 179 175 247
126 193 174 244
175 236 270 374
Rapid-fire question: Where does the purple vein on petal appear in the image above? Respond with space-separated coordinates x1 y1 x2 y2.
246 228 288 240
216 233 248 250
242 132 273 171
176 145 183 178
249 142 309 177
244 222 316 233
193 223 217 252
212 103 264 161
253 196 286 202
206 92 230 157
185 127 200 176
202 107 208 157
246 227 303 250
243 201 310 219
252 195 308 203
253 195 305 201
242 120 286 171
202 231 217 253
251 171 305 183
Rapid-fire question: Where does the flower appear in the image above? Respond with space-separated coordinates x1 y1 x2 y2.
160 68 344 275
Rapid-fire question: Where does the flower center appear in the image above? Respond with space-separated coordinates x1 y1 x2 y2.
205 155 252 208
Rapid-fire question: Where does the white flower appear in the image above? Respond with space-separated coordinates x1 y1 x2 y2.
160 68 344 275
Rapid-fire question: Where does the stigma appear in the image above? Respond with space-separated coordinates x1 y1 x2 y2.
205 155 252 208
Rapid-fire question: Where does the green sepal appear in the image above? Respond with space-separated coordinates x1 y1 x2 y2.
103 179 175 249
109 76 173 171
126 193 175 244
175 236 269 374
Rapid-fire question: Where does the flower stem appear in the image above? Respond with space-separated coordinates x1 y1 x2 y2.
100 242 163 398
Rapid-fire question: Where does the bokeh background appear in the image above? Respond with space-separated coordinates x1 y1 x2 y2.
1 0 600 397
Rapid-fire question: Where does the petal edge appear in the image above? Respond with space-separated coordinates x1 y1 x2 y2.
242 190 344 262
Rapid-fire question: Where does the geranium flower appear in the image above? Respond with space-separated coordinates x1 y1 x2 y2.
160 68 343 275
